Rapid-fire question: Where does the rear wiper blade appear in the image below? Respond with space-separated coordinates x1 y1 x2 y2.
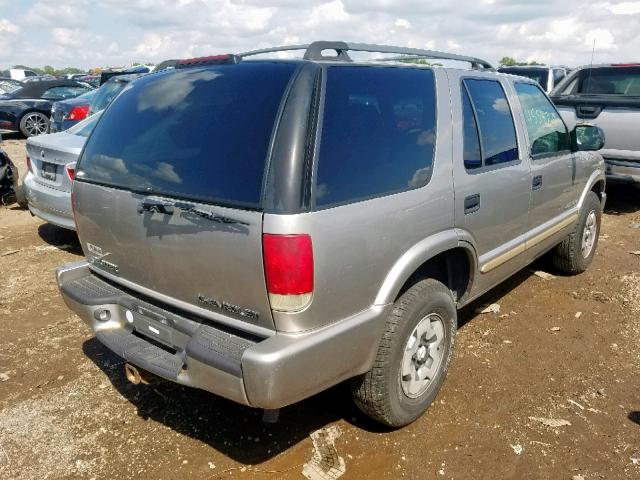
138 197 249 226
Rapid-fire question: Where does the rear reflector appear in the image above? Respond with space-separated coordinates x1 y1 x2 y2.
26 155 31 173
67 105 89 121
263 234 313 312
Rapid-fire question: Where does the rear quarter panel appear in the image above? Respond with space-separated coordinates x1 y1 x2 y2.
264 68 456 333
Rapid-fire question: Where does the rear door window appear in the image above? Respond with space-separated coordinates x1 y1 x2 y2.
78 62 297 208
514 82 570 156
315 66 437 207
462 78 519 169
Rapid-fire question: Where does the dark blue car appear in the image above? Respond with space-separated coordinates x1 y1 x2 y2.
50 74 139 133
49 89 96 133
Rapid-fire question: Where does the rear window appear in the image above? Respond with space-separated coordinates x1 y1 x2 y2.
88 79 129 115
577 66 640 96
78 62 297 208
315 66 437 208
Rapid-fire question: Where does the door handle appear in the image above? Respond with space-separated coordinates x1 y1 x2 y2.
532 175 543 191
464 194 480 214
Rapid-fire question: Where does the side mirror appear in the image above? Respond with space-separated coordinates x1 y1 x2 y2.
571 124 605 152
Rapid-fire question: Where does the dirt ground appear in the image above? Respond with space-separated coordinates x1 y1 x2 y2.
1 134 639 480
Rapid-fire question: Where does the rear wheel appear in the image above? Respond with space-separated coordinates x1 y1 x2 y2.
553 191 602 274
19 112 49 137
350 278 456 427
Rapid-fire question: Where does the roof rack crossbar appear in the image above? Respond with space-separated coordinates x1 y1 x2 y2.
237 41 493 70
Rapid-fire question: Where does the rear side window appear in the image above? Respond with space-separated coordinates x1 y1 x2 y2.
78 62 297 208
499 68 549 91
316 66 436 207
577 66 640 96
514 83 569 156
462 79 519 169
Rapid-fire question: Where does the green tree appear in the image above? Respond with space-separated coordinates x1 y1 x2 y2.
499 56 543 67
500 56 517 66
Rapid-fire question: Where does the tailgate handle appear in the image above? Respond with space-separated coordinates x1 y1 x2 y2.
138 198 175 215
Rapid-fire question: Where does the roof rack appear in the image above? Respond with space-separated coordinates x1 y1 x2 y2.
238 41 493 70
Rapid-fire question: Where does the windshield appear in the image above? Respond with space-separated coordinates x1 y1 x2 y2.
89 80 128 115
78 62 297 208
67 111 102 138
576 66 640 96
499 68 549 91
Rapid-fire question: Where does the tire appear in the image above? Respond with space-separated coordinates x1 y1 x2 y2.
19 111 49 137
350 278 457 427
14 182 27 208
552 191 602 275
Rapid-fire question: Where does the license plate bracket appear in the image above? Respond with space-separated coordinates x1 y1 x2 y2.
41 162 57 181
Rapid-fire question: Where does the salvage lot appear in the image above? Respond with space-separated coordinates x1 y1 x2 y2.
1 135 639 479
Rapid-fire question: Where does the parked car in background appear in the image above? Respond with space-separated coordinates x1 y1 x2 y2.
23 112 102 229
0 78 23 95
9 68 38 81
49 89 96 133
22 75 57 83
0 80 93 137
99 65 149 85
498 65 568 93
50 74 138 133
57 42 606 428
87 73 139 115
65 73 89 80
552 63 640 185
77 75 100 88
0 133 25 206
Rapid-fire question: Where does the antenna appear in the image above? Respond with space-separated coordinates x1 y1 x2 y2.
586 38 596 93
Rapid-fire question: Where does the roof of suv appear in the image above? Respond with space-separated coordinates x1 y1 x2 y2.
176 41 495 71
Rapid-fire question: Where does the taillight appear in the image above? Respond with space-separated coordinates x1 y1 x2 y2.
67 105 89 121
65 162 76 181
26 155 31 173
263 234 313 312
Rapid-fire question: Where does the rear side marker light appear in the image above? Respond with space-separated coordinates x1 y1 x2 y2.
263 234 313 312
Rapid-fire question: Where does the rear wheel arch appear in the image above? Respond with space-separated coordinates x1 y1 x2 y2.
396 247 475 305
374 233 477 308
591 179 605 201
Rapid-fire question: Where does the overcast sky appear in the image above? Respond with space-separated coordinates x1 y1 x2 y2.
1 0 639 70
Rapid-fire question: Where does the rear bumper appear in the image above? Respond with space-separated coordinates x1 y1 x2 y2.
23 172 75 229
57 261 389 409
604 157 640 184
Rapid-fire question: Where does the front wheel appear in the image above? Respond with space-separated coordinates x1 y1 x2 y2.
350 278 457 427
19 112 49 137
552 191 602 274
